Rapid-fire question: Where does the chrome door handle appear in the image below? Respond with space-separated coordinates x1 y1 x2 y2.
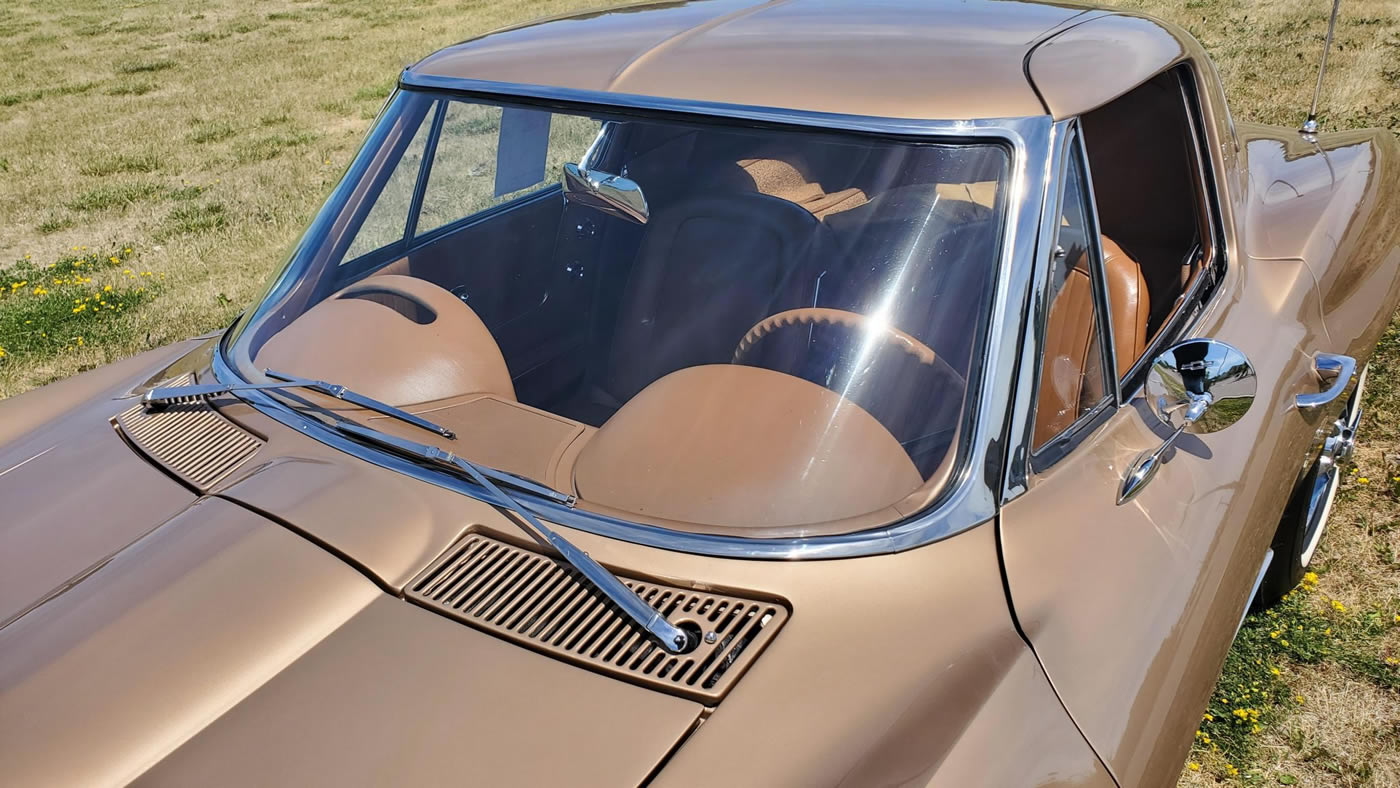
1295 353 1355 410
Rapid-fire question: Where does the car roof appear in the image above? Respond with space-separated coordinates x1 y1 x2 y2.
406 0 1146 122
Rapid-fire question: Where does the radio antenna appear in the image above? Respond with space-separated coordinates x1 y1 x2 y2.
1301 0 1344 135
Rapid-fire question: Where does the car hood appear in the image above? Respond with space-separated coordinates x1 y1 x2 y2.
0 340 1112 786
0 342 205 629
0 496 700 786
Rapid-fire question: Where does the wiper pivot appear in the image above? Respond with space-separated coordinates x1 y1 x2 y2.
140 369 454 439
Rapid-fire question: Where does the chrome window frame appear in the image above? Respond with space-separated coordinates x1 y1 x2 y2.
1027 120 1120 470
1001 65 1230 497
214 76 1054 560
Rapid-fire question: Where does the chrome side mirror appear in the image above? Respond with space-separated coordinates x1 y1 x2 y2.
1118 339 1256 504
561 163 648 225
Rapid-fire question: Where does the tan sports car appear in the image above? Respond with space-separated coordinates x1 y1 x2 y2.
2 0 1397 785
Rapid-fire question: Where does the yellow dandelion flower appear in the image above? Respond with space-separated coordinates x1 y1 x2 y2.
1331 599 1347 612
1358 477 1370 484
0 347 6 358
1270 630 1280 639
1386 657 1398 666
1270 667 1280 676
1296 695 1305 704
1280 639 1290 647
1224 764 1238 777
103 284 112 292
123 247 131 254
1203 713 1213 721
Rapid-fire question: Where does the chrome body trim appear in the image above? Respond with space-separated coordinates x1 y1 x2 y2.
1076 122 1124 411
213 79 1056 560
1238 548 1273 637
1002 118 1071 495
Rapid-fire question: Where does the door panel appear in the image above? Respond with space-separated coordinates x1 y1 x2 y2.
1000 256 1331 786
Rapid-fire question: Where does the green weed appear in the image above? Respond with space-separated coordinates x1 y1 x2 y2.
0 247 158 361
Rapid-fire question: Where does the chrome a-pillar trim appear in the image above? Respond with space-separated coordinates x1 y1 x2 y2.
214 85 1054 560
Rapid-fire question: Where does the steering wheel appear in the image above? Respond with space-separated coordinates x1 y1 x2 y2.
732 307 964 385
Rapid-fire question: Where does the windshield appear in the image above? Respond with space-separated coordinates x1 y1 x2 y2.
228 90 1010 537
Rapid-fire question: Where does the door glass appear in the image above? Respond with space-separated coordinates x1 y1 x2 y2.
416 101 600 236
341 111 432 263
1033 138 1110 450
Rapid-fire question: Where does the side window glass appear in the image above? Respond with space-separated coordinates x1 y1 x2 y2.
1033 139 1111 451
1080 66 1216 388
340 109 433 264
416 101 601 236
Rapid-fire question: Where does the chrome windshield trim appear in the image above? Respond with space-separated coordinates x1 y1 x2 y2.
398 71 1037 139
216 85 1054 560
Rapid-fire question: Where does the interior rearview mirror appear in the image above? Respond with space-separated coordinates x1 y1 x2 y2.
561 163 648 225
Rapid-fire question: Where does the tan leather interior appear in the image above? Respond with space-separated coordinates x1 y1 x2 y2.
366 394 589 490
736 157 868 219
1033 235 1148 448
574 365 923 530
256 275 514 406
1101 235 1150 378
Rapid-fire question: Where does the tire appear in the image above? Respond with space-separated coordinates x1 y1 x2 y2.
1254 362 1368 609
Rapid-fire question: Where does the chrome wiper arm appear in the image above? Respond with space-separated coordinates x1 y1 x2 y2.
139 369 454 439
332 421 695 654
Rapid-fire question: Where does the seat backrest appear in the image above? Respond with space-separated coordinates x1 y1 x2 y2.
1033 234 1148 447
598 192 821 404
1101 235 1149 378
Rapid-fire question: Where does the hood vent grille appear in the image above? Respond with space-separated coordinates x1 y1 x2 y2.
115 376 262 491
409 534 788 703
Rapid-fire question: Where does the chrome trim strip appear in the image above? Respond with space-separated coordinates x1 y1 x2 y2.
1238 548 1273 637
398 72 1034 138
1002 119 1071 497
214 83 1054 559
1075 122 1123 410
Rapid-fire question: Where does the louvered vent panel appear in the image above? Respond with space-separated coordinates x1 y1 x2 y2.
409 534 788 703
115 375 262 490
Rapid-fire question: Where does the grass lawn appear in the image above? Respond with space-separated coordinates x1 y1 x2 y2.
1 0 1398 784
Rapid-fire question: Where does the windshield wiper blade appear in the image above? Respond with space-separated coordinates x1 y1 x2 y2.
139 368 454 439
332 420 696 655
